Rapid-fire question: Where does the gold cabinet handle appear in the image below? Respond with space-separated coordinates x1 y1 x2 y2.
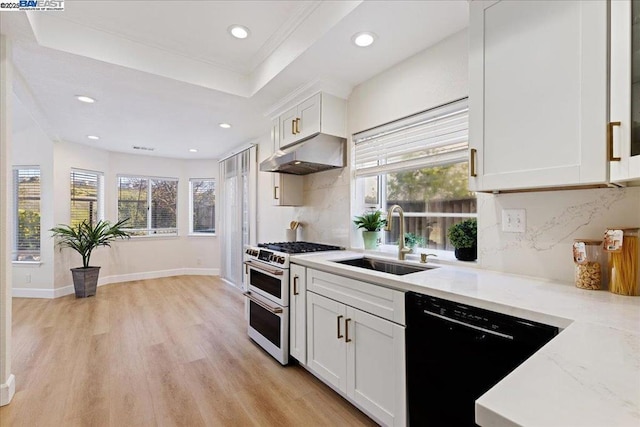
608 121 622 162
337 315 344 339
295 118 301 134
470 148 477 177
293 275 299 295
274 186 279 200
345 318 352 342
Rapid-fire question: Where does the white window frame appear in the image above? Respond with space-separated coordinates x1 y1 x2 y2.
70 168 104 226
12 166 41 263
353 98 476 253
116 174 179 237
189 178 216 236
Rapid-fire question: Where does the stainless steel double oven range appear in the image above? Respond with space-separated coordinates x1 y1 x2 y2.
243 242 343 365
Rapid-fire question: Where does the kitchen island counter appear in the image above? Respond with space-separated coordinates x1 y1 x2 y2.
290 251 640 427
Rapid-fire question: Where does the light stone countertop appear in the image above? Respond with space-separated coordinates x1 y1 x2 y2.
290 250 640 427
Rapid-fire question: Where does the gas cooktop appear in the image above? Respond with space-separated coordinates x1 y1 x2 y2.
257 241 344 254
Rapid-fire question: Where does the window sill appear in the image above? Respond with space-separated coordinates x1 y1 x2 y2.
12 261 42 266
361 246 479 268
188 233 217 237
125 234 179 240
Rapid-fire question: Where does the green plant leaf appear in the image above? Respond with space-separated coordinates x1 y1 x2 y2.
447 218 477 249
50 219 131 268
353 210 387 231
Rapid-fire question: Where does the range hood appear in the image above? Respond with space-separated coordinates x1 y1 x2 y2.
260 133 346 175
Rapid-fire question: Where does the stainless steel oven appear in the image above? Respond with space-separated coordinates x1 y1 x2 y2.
245 258 289 307
244 242 344 366
244 290 289 365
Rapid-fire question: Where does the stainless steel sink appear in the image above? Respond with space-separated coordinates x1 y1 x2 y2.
334 257 437 276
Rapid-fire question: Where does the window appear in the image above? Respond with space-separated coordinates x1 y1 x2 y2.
353 98 476 251
13 167 41 261
70 169 103 227
190 179 215 234
117 176 178 236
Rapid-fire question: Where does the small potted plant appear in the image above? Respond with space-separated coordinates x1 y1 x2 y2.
353 210 386 250
50 219 130 298
447 218 477 261
404 232 426 253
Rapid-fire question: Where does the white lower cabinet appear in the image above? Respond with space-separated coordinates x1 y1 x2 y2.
289 264 307 364
306 290 406 427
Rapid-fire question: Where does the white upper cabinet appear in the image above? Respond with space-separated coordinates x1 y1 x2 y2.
469 0 608 192
270 118 303 206
276 93 346 150
610 0 640 182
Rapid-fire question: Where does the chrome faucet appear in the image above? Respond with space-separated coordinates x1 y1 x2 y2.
385 204 411 261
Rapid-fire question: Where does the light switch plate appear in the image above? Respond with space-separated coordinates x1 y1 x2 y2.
502 209 526 233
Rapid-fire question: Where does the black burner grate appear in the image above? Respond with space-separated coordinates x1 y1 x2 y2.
258 241 344 254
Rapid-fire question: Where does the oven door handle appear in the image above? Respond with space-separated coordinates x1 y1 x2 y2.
244 291 283 314
244 260 284 276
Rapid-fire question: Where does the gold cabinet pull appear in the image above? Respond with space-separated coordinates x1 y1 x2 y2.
295 118 301 134
608 121 622 162
274 186 279 200
293 275 299 295
345 318 352 342
337 315 344 339
470 148 477 177
291 119 296 135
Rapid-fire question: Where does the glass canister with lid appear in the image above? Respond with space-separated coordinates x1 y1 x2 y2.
605 228 640 296
572 239 606 290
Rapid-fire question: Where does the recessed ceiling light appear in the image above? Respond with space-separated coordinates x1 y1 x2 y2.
219 123 232 129
76 95 96 103
352 32 376 47
87 135 100 140
189 148 198 153
228 25 250 39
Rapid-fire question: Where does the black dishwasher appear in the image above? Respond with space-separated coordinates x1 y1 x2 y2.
405 292 559 426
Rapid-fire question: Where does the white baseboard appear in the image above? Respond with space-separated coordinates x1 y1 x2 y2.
0 374 15 406
13 268 220 299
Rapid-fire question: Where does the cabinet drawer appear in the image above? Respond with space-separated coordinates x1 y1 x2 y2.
307 269 405 325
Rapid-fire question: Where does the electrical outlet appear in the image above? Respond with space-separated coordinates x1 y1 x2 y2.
502 209 526 233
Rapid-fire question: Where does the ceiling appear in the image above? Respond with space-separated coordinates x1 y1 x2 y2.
1 1 468 159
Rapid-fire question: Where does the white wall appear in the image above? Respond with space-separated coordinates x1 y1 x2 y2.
348 29 469 135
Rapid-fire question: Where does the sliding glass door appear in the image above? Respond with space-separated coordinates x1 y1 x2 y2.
219 146 256 289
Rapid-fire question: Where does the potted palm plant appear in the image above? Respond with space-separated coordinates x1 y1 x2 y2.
50 219 130 298
353 210 386 250
447 218 477 261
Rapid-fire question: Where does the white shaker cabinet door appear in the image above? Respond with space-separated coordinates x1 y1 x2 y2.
345 306 406 427
306 292 347 394
610 0 640 182
469 0 608 191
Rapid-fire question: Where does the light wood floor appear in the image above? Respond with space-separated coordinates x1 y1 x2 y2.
0 276 377 427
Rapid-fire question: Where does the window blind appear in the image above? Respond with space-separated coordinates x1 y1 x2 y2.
118 176 148 229
14 168 41 261
354 98 469 177
70 169 102 227
190 179 215 233
150 179 177 230
117 175 178 235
